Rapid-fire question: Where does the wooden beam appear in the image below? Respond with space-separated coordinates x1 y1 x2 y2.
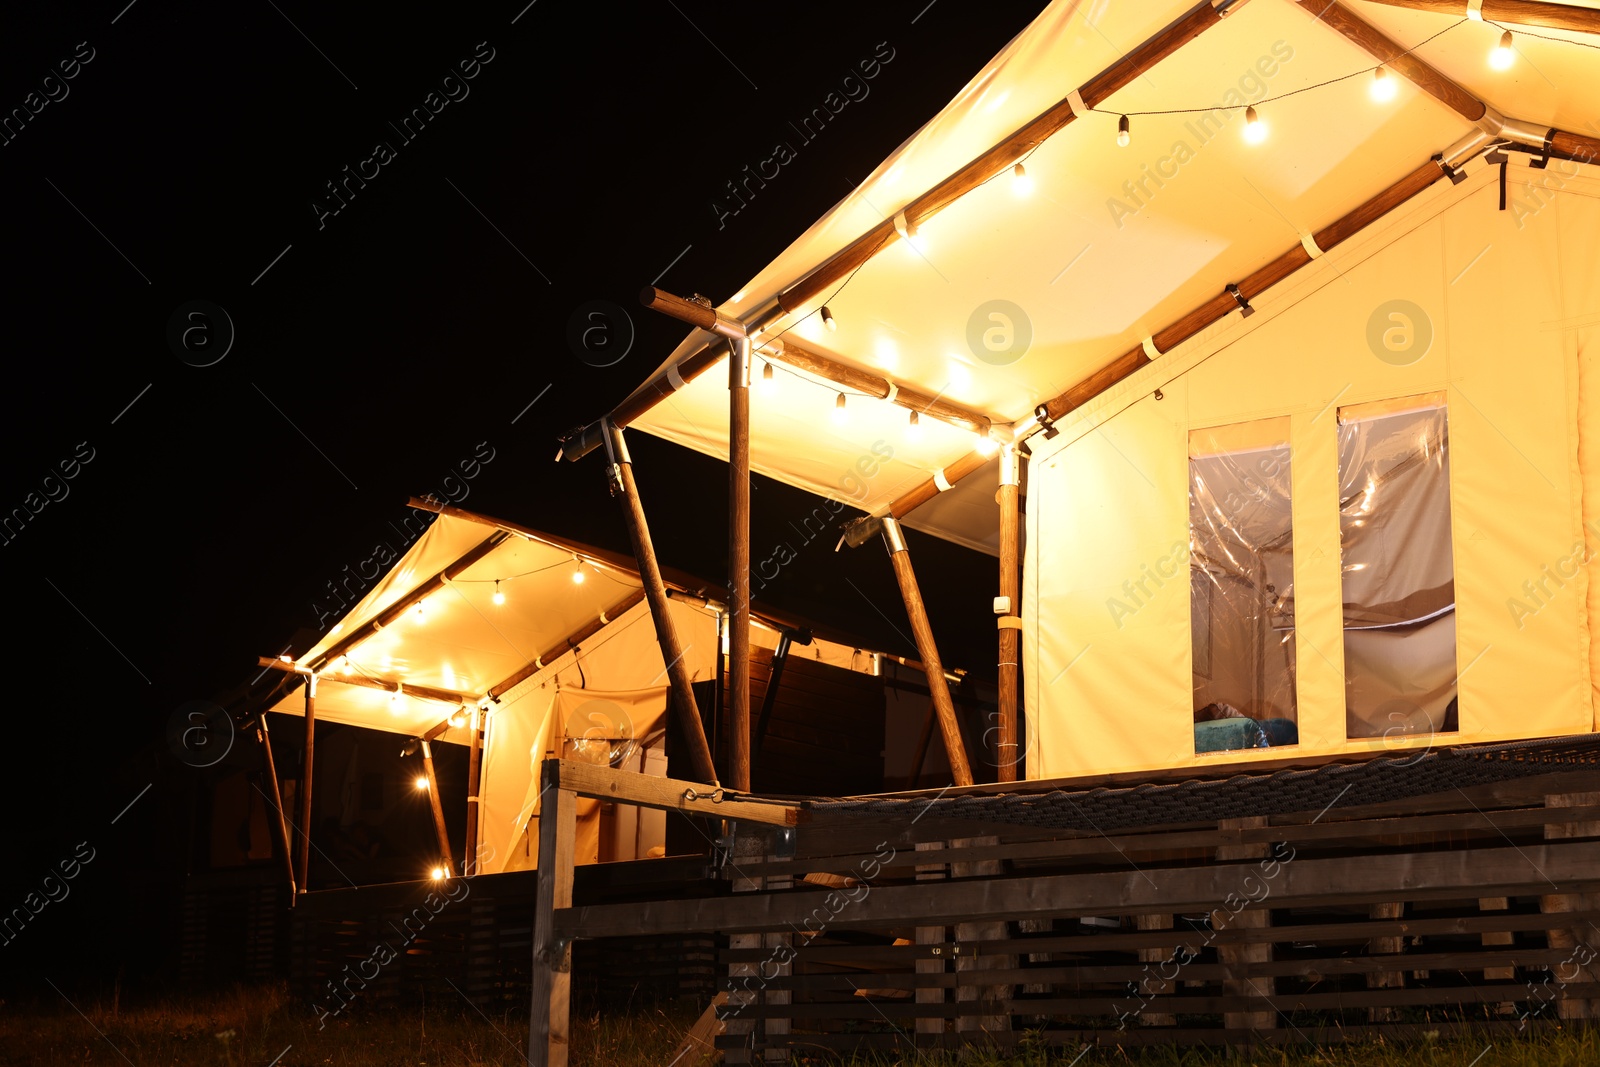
464 706 484 876
529 764 577 1067
557 840 1600 941
485 589 647 701
255 658 470 707
728 337 753 794
889 448 993 521
420 739 454 874
1359 0 1600 36
995 447 1020 783
1297 1 1487 122
550 757 803 826
1034 155 1452 427
256 716 297 902
879 518 973 786
1550 130 1600 163
603 423 719 785
295 675 316 894
406 497 644 582
777 0 1238 315
307 531 509 672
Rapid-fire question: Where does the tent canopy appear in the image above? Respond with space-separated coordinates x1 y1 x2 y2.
625 0 1600 553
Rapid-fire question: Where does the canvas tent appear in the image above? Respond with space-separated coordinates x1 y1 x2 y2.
257 504 920 881
562 0 1600 781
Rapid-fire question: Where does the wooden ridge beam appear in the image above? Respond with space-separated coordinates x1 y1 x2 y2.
255 657 470 707
549 757 804 826
1360 0 1600 36
307 530 508 672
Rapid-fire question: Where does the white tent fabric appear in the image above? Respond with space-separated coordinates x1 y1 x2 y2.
623 0 1600 551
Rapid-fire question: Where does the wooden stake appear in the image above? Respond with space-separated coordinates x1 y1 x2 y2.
604 422 719 785
729 337 753 794
996 447 1021 783
1359 0 1600 36
421 739 454 874
529 761 577 1067
880 518 973 786
464 707 483 876
256 716 297 902
295 675 316 894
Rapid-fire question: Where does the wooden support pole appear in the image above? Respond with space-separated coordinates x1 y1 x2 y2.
530 761 577 1067
256 716 297 902
996 446 1021 783
464 707 483 876
728 337 753 794
420 739 454 874
1359 0 1600 37
879 518 973 787
295 674 316 894
603 422 719 785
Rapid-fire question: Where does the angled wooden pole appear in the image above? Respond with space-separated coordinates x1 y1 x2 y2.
879 518 973 786
464 706 483 875
603 421 719 785
728 336 753 794
996 445 1021 782
530 760 578 1067
420 738 454 874
256 716 297 902
295 674 316 894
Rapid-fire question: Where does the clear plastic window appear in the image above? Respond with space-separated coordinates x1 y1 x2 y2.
1189 420 1299 753
1339 397 1457 739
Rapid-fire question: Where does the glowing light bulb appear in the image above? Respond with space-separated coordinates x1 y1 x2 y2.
760 361 776 395
430 866 446 881
821 305 837 332
1242 106 1266 144
572 568 586 585
449 707 468 729
832 392 848 426
415 775 428 791
906 409 922 441
1370 66 1396 102
974 436 1000 457
338 656 352 676
1011 163 1032 196
492 580 505 605
1489 30 1514 70
1117 114 1130 148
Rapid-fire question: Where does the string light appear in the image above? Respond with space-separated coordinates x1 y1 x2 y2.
492 579 505 605
760 361 776 395
821 305 837 332
833 392 848 426
1370 66 1396 102
1242 106 1266 144
449 707 468 728
974 436 1000 457
1011 163 1033 196
571 555 586 584
415 775 428 791
906 409 922 441
430 866 447 881
337 655 352 676
1490 29 1515 69
1117 114 1130 147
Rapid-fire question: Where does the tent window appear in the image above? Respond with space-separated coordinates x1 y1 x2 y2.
1338 395 1456 740
1189 419 1299 753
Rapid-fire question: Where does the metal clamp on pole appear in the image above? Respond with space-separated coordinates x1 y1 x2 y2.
601 418 629 497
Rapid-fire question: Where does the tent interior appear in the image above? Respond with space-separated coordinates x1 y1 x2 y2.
593 0 1600 780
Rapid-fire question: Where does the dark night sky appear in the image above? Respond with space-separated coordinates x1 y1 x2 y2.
0 0 1044 985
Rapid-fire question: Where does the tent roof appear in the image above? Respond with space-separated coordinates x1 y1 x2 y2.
627 0 1600 553
260 506 920 737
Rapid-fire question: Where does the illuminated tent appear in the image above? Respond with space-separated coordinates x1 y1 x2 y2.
565 0 1600 780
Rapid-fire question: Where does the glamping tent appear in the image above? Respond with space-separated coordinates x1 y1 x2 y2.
251 502 959 887
560 0 1600 786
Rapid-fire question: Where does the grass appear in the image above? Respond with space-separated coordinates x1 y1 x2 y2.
0 986 1594 1065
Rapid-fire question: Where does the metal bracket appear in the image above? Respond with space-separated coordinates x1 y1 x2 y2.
1225 283 1254 318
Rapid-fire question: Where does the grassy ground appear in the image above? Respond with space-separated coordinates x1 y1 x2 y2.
0 987 1594 1065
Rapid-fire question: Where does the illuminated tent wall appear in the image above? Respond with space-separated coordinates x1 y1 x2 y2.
590 0 1600 784
262 508 902 876
1024 160 1600 778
